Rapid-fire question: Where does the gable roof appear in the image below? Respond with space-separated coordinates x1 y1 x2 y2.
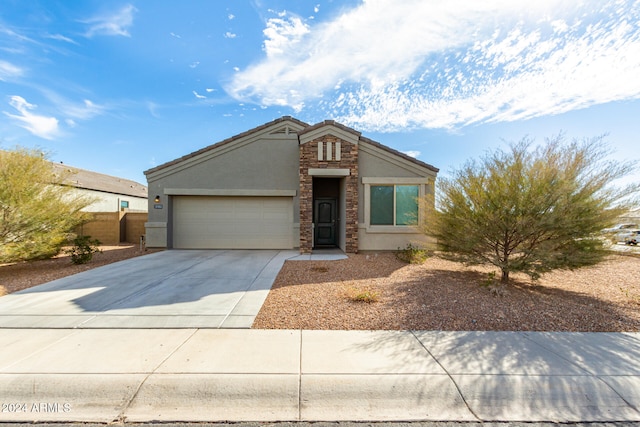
144 116 439 175
145 116 310 176
52 163 148 198
360 135 439 173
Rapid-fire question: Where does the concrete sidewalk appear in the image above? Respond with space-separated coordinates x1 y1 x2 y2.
0 329 639 423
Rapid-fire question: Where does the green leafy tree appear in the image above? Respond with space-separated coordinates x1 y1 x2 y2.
0 147 95 262
425 135 639 283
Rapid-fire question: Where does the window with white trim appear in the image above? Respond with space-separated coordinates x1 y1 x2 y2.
370 185 419 226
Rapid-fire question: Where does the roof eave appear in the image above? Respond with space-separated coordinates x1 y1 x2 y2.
144 116 310 176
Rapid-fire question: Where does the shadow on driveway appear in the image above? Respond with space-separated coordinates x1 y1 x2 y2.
0 250 296 329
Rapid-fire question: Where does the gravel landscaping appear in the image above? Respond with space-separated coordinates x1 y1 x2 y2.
253 251 640 332
1 245 638 332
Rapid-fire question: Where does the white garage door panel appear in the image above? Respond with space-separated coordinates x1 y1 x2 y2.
173 196 293 249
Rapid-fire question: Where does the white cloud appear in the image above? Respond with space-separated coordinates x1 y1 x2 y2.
224 32 237 39
227 0 640 132
4 96 59 139
189 61 200 68
83 4 136 38
402 150 421 158
0 60 23 81
262 14 310 56
193 91 206 99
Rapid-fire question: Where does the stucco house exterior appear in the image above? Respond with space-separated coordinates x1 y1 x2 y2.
144 116 438 253
53 163 148 212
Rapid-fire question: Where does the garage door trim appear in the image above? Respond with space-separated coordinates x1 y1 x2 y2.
165 188 296 197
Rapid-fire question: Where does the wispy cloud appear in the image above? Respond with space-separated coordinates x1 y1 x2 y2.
37 87 107 121
82 4 136 38
4 96 59 139
145 101 160 118
61 99 105 120
228 0 640 132
45 33 78 44
0 60 23 81
0 25 35 44
193 91 206 99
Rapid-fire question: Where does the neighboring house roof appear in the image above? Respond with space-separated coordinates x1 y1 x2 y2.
145 116 439 175
52 163 148 198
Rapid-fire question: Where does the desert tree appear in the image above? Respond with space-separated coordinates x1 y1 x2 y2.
0 147 95 262
424 135 639 283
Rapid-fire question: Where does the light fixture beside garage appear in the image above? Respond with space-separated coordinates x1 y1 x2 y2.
154 195 163 209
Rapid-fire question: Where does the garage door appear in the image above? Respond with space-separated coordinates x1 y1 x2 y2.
172 196 294 249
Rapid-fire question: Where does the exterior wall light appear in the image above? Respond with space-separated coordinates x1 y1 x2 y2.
154 195 161 203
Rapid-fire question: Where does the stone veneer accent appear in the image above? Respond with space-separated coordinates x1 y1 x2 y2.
299 135 359 254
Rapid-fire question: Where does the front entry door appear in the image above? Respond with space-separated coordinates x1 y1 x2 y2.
314 198 337 247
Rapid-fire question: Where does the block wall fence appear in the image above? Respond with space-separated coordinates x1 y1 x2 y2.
76 211 148 245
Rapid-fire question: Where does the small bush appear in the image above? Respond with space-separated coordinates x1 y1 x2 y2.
65 235 102 265
351 290 380 303
480 271 508 297
344 283 380 303
396 243 429 264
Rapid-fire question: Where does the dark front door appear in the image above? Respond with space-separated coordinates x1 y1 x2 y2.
314 198 337 247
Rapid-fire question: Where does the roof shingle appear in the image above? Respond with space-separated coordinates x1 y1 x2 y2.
52 163 148 198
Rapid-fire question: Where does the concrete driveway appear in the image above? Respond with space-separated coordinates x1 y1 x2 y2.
0 250 298 329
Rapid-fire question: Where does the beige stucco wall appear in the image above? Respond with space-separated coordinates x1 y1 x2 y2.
74 187 148 212
145 131 302 248
357 227 437 251
357 141 438 251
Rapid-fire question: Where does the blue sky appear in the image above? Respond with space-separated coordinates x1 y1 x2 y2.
1 0 639 187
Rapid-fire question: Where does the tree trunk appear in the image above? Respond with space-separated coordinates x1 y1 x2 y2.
501 268 509 283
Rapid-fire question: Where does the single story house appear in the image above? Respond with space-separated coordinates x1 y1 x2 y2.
53 163 148 212
144 116 438 253
51 163 148 244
